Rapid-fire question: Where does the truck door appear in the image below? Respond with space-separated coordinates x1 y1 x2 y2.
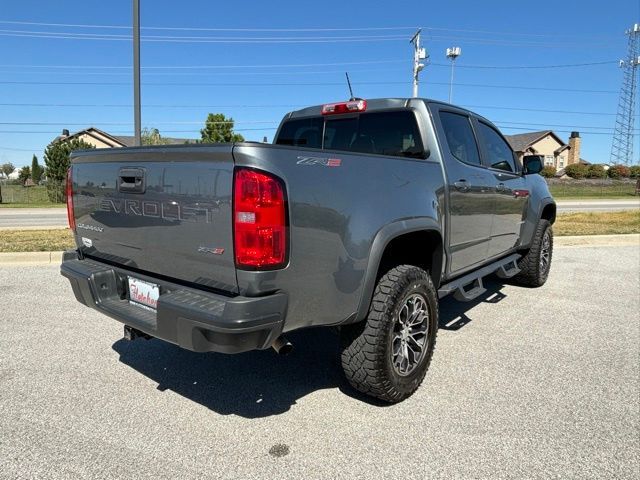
435 109 495 275
474 120 528 257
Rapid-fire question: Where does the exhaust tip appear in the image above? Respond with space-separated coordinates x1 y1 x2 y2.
272 336 293 355
124 325 152 341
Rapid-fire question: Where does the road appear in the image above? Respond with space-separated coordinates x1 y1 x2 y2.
0 199 638 229
0 245 638 479
0 207 67 229
556 199 640 213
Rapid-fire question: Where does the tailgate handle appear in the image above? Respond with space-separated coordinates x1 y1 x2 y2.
118 168 146 194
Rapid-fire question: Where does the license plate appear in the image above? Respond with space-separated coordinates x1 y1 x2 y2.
128 277 159 312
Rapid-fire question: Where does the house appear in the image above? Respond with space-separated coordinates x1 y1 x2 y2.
52 127 194 148
504 130 583 170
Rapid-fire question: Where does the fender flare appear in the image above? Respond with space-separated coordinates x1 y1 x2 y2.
520 197 556 250
353 217 443 323
538 198 557 223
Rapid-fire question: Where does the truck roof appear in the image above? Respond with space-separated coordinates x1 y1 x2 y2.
283 97 484 121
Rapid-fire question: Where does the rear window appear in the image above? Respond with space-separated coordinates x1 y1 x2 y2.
275 111 425 159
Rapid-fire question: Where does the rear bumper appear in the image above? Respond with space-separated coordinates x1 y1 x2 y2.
60 251 287 354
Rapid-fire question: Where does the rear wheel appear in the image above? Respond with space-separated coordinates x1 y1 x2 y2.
513 219 553 287
340 265 438 403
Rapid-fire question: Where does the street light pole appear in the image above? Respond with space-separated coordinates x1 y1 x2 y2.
446 47 461 103
133 0 141 146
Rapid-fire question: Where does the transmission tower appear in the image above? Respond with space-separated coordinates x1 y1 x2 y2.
610 23 640 165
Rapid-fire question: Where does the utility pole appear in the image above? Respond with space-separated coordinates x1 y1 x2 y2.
611 23 640 165
133 0 141 146
410 29 428 98
446 47 461 103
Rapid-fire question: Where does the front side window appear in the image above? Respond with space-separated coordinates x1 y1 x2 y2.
275 110 425 159
477 122 516 172
439 111 481 166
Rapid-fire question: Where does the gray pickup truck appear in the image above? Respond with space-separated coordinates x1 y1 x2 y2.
61 97 555 403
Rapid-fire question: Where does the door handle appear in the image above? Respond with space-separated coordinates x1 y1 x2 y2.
496 183 505 192
118 167 146 194
454 180 470 192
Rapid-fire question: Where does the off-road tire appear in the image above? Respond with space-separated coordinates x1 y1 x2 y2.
340 265 438 403
513 219 553 287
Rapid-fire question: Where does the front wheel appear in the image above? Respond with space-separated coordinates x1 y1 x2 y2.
340 265 439 403
513 219 553 287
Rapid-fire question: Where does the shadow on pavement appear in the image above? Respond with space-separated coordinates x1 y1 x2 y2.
438 275 508 331
113 276 508 418
113 328 348 418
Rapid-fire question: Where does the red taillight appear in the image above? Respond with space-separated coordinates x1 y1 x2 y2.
321 99 367 115
66 167 76 231
233 168 287 269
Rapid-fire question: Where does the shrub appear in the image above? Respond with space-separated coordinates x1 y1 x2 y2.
630 165 640 178
540 165 556 178
607 164 631 179
564 163 589 179
587 164 607 179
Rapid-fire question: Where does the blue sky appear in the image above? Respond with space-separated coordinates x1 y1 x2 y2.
0 0 638 168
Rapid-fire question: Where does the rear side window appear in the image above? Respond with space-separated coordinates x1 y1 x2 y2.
275 117 323 148
275 111 425 159
439 111 481 166
477 122 516 172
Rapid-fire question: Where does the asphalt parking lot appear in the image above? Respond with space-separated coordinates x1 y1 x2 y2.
1 245 638 479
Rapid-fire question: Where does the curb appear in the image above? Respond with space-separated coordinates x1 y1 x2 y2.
0 251 63 265
0 234 638 266
0 226 68 231
554 233 640 247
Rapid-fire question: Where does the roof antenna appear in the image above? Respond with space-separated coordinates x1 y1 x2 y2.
345 72 355 100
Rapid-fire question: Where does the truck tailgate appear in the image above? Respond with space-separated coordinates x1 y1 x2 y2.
71 146 237 293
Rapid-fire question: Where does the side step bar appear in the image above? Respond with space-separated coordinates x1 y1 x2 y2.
438 253 521 301
453 278 486 302
496 259 521 279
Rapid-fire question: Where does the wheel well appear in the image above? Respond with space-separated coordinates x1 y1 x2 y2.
541 203 557 224
377 230 443 288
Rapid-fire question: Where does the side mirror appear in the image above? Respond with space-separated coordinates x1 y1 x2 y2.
523 155 544 175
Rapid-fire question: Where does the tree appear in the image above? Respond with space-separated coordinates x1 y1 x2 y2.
630 165 640 178
141 127 173 145
200 113 244 143
31 154 43 184
43 138 95 202
18 166 31 184
1 162 15 180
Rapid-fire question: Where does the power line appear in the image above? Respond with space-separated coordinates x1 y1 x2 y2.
0 79 619 93
0 20 617 39
496 126 614 135
0 102 627 117
0 60 405 70
0 118 628 131
0 125 618 156
0 28 616 47
431 60 617 69
0 121 277 126
0 102 306 108
0 29 409 43
462 104 624 116
495 120 638 132
423 33 615 49
0 20 416 32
